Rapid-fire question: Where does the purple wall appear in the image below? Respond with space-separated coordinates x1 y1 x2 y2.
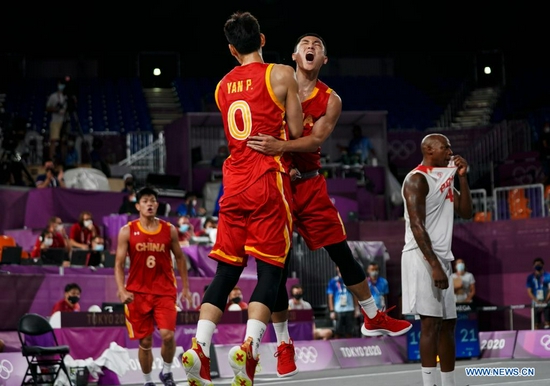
360 217 550 331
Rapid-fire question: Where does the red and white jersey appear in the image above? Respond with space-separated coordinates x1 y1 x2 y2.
402 165 457 261
125 219 177 295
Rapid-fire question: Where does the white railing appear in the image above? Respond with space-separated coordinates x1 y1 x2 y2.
493 183 546 221
118 132 165 183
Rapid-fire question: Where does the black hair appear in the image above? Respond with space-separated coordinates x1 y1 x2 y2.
39 228 53 241
534 257 544 265
224 11 262 55
64 283 81 293
295 33 327 55
136 186 158 201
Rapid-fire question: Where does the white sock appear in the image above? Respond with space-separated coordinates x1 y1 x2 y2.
358 296 378 319
272 321 290 345
441 370 455 386
196 319 216 358
162 360 172 374
143 371 153 384
245 319 267 359
421 366 437 386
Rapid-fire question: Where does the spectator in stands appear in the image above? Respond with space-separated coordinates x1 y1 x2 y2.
176 192 206 218
288 284 333 340
526 257 550 329
45 78 69 161
30 229 55 258
121 173 135 193
327 266 357 338
118 189 140 215
452 258 476 304
195 216 217 237
338 124 377 165
367 262 389 310
30 216 69 257
69 211 101 250
225 286 248 311
539 121 550 185
87 235 106 266
35 159 66 189
211 144 229 168
51 282 81 315
176 215 194 247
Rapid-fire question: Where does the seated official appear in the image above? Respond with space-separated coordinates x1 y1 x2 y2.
51 282 82 315
69 211 101 250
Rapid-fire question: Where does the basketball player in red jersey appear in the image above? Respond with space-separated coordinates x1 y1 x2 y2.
182 11 303 386
115 187 191 386
247 34 412 377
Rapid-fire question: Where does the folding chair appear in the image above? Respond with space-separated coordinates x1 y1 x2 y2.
17 313 73 385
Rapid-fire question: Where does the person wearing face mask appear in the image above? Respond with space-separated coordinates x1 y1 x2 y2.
30 229 56 258
31 217 70 257
367 262 389 310
176 215 194 247
451 258 476 304
288 284 312 310
287 284 333 340
51 283 82 315
69 211 101 250
45 78 69 161
121 174 135 193
118 190 140 215
225 286 248 311
526 257 550 329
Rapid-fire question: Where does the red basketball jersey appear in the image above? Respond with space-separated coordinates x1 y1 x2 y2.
285 79 332 173
215 62 289 198
125 219 177 296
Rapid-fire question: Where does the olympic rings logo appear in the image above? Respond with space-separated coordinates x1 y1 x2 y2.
512 165 538 185
0 359 14 380
539 334 550 351
294 346 318 364
388 140 417 160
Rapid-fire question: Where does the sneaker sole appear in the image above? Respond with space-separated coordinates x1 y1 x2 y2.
228 346 248 375
362 323 413 337
231 371 253 386
182 350 213 386
277 368 299 378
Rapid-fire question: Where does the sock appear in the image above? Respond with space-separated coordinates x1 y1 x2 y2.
195 319 216 358
441 370 455 386
272 321 290 345
421 367 437 386
358 296 378 319
162 361 172 375
245 319 267 359
143 371 153 384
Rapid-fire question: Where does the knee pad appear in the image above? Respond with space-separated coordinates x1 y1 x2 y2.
272 256 291 313
202 261 244 311
324 241 366 286
249 259 284 312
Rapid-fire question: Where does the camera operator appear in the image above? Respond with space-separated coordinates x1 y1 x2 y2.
46 78 69 161
35 159 66 189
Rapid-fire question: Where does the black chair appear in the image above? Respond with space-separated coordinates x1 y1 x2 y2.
17 313 73 385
